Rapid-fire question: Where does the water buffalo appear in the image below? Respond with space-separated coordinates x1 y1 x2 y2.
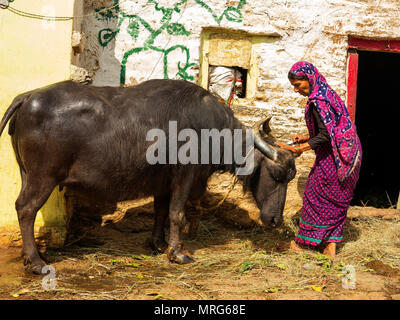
0 79 296 274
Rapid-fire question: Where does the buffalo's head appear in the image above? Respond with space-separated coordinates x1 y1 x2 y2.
242 116 296 227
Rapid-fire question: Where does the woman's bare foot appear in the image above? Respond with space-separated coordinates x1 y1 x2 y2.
323 242 336 259
289 240 303 252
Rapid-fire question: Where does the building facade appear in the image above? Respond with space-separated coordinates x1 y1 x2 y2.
1 0 398 245
75 0 399 209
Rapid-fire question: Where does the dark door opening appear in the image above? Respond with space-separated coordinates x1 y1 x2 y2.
351 50 400 208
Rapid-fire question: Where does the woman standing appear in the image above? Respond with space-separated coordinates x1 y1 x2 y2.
277 61 362 259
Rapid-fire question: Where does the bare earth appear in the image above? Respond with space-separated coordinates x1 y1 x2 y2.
0 172 399 301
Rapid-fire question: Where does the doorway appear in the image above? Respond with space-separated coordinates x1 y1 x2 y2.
351 50 400 207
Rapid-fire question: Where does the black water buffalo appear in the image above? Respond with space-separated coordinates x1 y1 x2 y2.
0 79 295 274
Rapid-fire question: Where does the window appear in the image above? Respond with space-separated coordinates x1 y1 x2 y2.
199 29 263 103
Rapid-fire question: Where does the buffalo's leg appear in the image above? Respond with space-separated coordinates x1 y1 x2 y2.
167 174 194 264
149 195 169 253
187 199 203 239
15 174 56 274
188 214 201 239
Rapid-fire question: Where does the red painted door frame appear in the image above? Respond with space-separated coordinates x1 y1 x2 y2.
347 50 358 122
346 37 400 121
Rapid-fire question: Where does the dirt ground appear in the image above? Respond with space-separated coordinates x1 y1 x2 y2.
0 173 399 301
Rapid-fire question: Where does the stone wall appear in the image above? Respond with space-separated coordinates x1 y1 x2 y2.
75 0 400 131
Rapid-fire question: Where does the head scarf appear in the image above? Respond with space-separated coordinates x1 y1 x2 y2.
289 61 362 181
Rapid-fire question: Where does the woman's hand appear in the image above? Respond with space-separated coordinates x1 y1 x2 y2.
275 142 312 155
292 134 309 144
275 142 302 155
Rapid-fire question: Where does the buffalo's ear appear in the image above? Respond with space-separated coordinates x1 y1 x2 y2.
266 159 287 182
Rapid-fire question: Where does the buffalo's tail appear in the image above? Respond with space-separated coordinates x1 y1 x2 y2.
0 94 28 137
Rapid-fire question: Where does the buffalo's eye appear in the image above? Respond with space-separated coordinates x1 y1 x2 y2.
287 168 296 182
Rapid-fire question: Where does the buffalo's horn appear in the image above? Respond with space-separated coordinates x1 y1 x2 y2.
252 116 278 161
261 115 272 135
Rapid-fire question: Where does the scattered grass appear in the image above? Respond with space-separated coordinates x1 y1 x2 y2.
2 204 399 300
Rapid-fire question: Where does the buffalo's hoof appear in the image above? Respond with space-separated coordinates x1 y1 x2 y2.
32 264 46 275
148 237 168 253
166 246 194 264
25 261 47 275
175 253 195 264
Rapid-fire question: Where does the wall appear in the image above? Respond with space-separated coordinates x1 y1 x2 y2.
79 0 400 135
0 0 75 247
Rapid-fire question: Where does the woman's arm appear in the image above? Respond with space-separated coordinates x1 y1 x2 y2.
307 106 330 149
275 141 311 155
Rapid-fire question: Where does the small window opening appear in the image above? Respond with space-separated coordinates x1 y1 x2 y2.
208 65 247 104
234 66 247 98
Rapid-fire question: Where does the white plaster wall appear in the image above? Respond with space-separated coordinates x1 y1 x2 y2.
79 0 400 135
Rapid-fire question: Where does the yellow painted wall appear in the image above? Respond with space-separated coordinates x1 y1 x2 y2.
0 0 74 247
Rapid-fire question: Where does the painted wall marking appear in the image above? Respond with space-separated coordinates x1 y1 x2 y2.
94 0 247 85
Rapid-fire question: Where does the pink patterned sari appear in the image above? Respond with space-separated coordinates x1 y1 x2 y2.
289 61 362 246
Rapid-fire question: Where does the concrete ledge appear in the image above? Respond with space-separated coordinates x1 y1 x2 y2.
347 206 400 220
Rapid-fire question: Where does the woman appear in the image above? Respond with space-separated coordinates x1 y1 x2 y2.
277 61 362 259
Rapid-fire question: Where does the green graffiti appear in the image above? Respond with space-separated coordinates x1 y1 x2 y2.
127 20 140 39
95 0 246 85
194 0 247 24
166 23 190 36
98 28 117 47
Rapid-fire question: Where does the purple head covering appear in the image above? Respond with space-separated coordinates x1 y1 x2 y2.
289 61 362 181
